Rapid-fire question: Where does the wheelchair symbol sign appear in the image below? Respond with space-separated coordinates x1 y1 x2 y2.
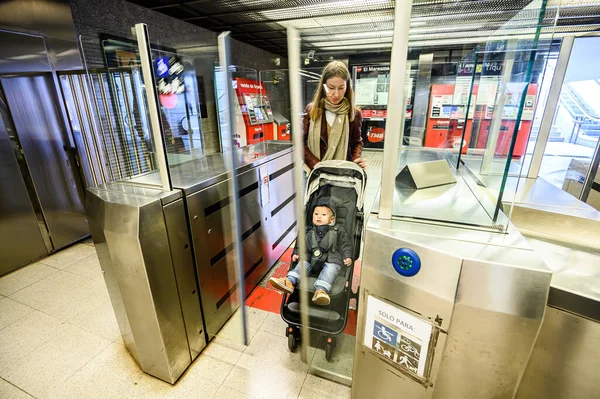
373 320 398 346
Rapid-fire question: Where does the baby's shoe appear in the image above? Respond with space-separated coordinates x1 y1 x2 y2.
312 289 330 306
269 277 294 294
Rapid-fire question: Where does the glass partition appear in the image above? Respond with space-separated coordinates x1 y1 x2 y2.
539 35 600 204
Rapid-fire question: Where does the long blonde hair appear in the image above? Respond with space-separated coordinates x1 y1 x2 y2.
309 61 356 122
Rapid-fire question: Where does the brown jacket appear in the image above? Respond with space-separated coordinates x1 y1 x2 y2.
303 103 363 170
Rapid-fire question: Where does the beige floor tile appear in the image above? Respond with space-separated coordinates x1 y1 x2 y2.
309 333 355 386
163 376 220 399
223 330 310 399
40 244 97 270
48 343 144 399
51 342 220 399
70 299 121 341
182 353 234 385
39 277 110 323
202 339 244 366
213 385 256 399
0 298 34 331
63 253 104 280
9 271 90 311
216 306 269 349
0 310 62 374
0 262 57 296
2 323 110 398
298 374 351 399
0 378 34 399
260 311 287 337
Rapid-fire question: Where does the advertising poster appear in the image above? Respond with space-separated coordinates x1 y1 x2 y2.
363 295 433 377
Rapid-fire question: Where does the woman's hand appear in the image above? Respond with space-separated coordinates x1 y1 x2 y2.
292 254 299 262
353 158 367 169
344 258 352 266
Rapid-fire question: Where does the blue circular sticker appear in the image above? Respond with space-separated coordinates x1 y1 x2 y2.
391 248 421 277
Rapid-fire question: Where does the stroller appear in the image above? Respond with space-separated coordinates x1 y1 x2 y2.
280 160 367 361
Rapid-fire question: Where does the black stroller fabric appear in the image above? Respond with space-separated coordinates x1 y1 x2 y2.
301 184 358 297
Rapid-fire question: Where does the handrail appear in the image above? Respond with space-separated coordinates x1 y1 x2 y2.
563 84 600 122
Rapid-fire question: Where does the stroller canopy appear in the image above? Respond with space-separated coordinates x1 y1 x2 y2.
305 160 367 210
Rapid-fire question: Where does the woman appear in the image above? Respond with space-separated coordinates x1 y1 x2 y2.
303 61 367 173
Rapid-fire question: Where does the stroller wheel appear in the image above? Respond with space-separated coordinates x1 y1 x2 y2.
288 332 298 352
325 337 335 361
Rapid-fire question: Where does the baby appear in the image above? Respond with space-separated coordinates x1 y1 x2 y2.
270 197 353 306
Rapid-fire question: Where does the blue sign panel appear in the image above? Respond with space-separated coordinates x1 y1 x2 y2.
155 57 169 78
373 320 398 346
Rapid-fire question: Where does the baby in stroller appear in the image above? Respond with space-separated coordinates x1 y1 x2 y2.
270 196 353 306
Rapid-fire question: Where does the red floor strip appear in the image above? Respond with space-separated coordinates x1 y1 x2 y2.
247 246 362 337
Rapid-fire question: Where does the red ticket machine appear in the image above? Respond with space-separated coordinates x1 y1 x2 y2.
233 78 274 146
425 84 477 154
474 84 538 157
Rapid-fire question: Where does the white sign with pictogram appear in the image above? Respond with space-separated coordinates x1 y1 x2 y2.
364 295 433 377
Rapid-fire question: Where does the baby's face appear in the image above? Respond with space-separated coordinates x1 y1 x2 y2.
313 206 334 226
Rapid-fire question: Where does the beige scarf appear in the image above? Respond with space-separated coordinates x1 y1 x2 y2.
306 98 350 172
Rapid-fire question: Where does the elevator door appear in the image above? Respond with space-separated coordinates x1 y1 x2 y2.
1 75 88 249
0 99 49 275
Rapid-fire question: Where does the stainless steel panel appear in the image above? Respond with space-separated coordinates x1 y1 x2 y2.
359 229 463 332
86 184 192 384
0 99 48 275
0 31 51 74
524 237 600 322
0 0 78 42
432 259 551 399
515 307 600 399
2 74 88 249
163 199 206 360
187 171 265 339
264 155 297 266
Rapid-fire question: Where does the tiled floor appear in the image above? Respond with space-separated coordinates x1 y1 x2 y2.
0 243 351 399
0 151 383 399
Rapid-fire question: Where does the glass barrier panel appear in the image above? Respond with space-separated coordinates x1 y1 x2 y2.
539 36 600 200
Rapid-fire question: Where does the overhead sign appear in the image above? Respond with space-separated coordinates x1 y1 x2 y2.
364 295 433 378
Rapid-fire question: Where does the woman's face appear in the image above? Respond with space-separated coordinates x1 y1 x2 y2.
324 76 347 105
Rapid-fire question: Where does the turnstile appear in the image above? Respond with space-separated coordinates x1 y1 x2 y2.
86 142 296 383
352 149 552 398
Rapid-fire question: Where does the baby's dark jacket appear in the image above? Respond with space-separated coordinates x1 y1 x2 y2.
293 224 353 266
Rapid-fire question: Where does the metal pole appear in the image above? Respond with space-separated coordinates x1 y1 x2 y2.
379 0 413 220
527 36 574 178
495 0 548 222
97 73 124 180
119 73 143 174
581 137 600 203
79 73 111 184
456 50 479 169
287 27 310 363
218 31 248 346
481 40 517 176
68 74 98 187
135 23 172 191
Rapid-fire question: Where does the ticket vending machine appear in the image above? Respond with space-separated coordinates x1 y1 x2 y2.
424 83 478 154
232 77 275 147
424 83 538 158
474 84 538 157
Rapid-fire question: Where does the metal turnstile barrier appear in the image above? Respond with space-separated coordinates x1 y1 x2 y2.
86 142 297 383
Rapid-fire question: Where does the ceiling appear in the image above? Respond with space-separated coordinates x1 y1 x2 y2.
126 0 600 56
